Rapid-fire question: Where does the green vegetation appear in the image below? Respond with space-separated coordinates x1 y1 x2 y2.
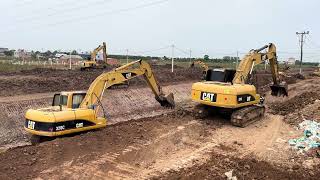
0 61 37 72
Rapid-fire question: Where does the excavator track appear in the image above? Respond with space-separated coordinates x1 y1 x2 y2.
231 105 265 128
192 104 210 119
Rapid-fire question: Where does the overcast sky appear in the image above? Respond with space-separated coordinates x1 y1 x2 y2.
1 0 319 62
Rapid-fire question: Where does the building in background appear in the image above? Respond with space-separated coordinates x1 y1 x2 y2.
286 57 296 65
58 54 83 64
14 49 32 59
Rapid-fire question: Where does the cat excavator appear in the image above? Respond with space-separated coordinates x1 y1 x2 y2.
80 42 108 70
25 60 175 143
191 43 288 127
190 60 209 79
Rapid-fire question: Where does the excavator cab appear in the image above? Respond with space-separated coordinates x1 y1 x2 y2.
205 69 236 83
52 91 87 109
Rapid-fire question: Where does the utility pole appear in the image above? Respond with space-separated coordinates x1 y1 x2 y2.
189 49 192 64
126 49 129 64
236 51 239 68
171 45 175 73
296 31 309 74
69 50 72 70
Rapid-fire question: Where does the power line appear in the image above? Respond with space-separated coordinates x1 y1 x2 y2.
174 46 189 55
11 0 114 25
0 0 171 34
130 45 171 55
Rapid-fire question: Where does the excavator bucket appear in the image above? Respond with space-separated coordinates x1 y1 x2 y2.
156 93 175 108
270 83 288 97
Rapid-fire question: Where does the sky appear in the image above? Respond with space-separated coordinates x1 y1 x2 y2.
0 0 320 62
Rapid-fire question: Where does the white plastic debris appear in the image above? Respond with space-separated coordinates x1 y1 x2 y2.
288 120 320 152
225 170 237 180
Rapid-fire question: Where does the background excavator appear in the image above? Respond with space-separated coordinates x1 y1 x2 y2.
191 43 288 127
25 60 175 143
313 65 320 77
80 42 108 70
190 60 209 79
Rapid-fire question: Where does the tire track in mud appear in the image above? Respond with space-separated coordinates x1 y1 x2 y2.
0 82 193 150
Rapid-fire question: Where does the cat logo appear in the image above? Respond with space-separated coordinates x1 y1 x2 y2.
201 92 216 102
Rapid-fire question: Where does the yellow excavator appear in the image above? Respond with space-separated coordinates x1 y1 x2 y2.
25 60 175 143
190 60 209 79
313 65 320 77
191 43 288 127
80 42 108 70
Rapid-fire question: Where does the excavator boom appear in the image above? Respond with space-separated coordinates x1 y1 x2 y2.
233 43 288 97
80 60 175 114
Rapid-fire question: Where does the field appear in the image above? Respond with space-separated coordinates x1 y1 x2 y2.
0 63 319 179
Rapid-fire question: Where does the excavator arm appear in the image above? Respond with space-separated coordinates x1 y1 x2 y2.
91 42 107 62
190 60 209 72
233 43 288 96
80 60 175 115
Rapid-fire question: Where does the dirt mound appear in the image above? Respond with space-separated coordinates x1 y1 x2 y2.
270 91 320 116
285 100 320 125
0 66 202 96
155 151 320 180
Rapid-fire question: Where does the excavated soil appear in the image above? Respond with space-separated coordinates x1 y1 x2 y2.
155 152 319 180
270 91 320 116
0 66 202 96
267 77 320 125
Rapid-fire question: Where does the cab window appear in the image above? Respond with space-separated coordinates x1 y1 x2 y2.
60 95 68 106
52 94 60 106
72 94 86 109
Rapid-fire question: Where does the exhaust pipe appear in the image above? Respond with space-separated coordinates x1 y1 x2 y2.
270 82 288 97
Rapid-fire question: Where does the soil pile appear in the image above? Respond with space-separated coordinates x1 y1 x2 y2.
270 91 320 116
155 152 320 180
0 66 202 96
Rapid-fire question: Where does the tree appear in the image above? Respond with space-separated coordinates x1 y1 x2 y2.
31 50 37 59
71 50 78 55
223 56 231 61
44 50 52 57
204 55 210 61
4 50 14 57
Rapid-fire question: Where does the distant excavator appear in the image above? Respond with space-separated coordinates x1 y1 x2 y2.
190 60 209 79
313 65 320 77
80 42 108 70
191 43 288 127
25 60 175 144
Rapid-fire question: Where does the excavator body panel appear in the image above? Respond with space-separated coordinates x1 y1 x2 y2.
191 82 260 108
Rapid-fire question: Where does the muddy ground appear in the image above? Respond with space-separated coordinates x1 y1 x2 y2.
0 65 202 96
0 66 319 179
0 65 314 96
